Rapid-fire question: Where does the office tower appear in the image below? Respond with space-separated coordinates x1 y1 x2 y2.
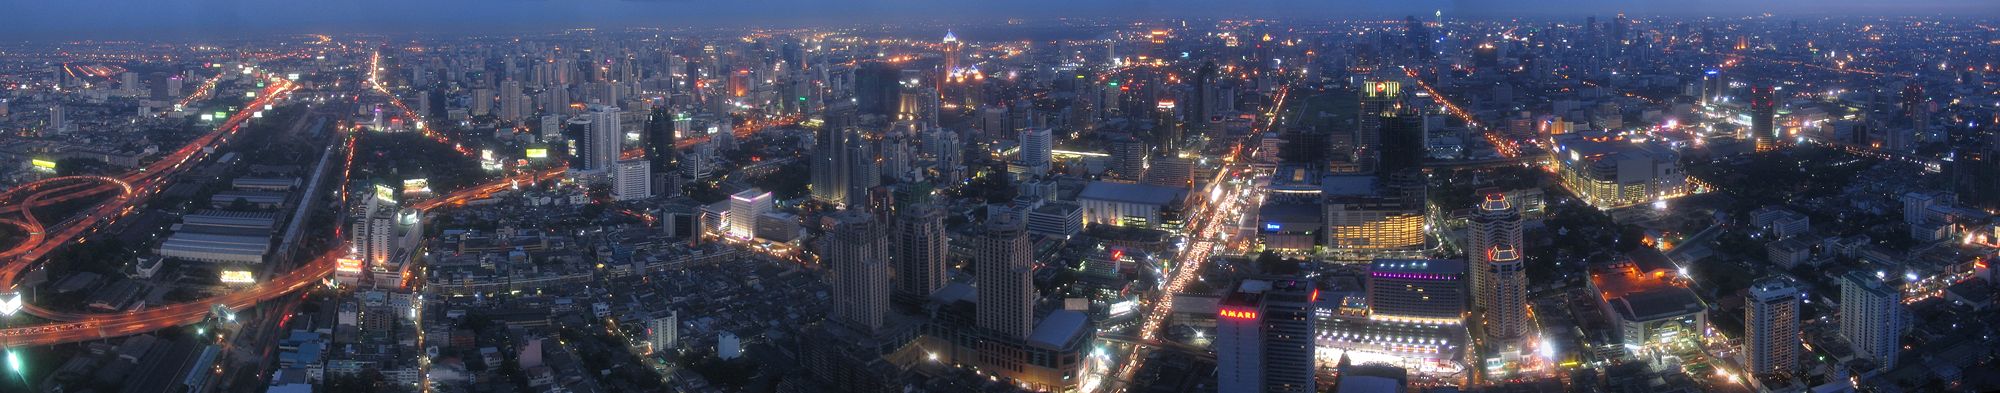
924 128 963 181
845 137 880 207
1483 245 1528 342
1901 82 1928 135
973 214 1035 340
471 87 492 116
1141 154 1192 188
823 210 892 333
648 311 678 353
1699 69 1724 105
1840 271 1906 371
1745 276 1802 376
727 189 772 239
564 116 596 169
1019 127 1053 176
612 159 652 201
645 107 678 172
586 105 622 171
1376 110 1424 175
1367 259 1466 325
1108 135 1148 181
894 203 948 301
942 30 962 74
1356 80 1401 160
349 192 398 266
1468 193 1523 313
497 79 520 120
1189 61 1218 131
541 115 563 142
1750 82 1776 152
1154 100 1182 154
166 74 183 98
47 104 65 134
811 127 856 206
1216 279 1318 393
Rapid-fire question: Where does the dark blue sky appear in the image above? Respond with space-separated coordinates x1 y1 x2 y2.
6 0 1995 40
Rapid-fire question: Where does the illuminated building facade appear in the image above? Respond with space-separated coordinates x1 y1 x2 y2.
1745 276 1801 377
1840 271 1906 372
1322 176 1424 261
1312 260 1469 374
1217 279 1319 393
1751 83 1777 152
727 189 772 239
1586 253 1707 358
1549 132 1689 210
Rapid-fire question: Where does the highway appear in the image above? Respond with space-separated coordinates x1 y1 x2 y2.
0 72 300 345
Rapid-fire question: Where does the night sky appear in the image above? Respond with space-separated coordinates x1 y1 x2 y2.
6 0 1996 40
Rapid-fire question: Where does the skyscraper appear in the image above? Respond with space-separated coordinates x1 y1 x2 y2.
1189 62 1218 132
1745 276 1801 377
1018 127 1053 176
1750 82 1777 152
48 104 65 134
974 214 1035 340
645 107 679 173
1216 279 1318 393
1482 245 1529 342
1840 271 1906 371
1468 193 1523 314
823 210 892 334
586 105 623 172
1355 80 1401 165
894 203 948 302
499 79 523 122
811 127 857 207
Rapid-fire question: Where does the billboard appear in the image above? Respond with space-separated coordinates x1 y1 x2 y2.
525 148 548 159
336 258 364 273
220 270 256 284
373 184 396 203
30 159 56 170
403 178 432 194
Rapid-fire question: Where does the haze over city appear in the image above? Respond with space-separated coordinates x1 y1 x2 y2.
0 1 1995 393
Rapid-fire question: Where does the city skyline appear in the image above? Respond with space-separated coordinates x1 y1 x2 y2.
6 0 2000 39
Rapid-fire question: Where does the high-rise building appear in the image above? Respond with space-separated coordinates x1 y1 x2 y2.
1216 279 1318 393
1356 80 1402 162
822 210 892 334
648 311 678 354
974 214 1035 339
1901 82 1929 136
47 104 65 134
1745 276 1801 377
1840 271 1906 371
1189 62 1218 132
349 190 399 267
586 105 623 172
1699 69 1725 106
1468 193 1524 314
645 107 679 173
499 79 523 121
1750 82 1777 152
612 159 652 201
894 204 948 302
1107 135 1148 181
1018 127 1053 176
1482 245 1529 342
811 127 858 207
727 189 772 239
471 87 493 116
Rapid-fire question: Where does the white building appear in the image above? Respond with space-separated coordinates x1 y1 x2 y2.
727 189 772 239
648 312 678 354
611 159 652 201
1840 271 1906 372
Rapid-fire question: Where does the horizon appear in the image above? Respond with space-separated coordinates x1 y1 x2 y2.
5 0 1999 40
